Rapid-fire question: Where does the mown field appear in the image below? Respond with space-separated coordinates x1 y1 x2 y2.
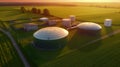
0 4 120 67
0 32 24 67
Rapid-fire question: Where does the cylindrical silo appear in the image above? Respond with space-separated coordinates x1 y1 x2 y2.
104 19 112 27
62 19 71 28
70 15 76 22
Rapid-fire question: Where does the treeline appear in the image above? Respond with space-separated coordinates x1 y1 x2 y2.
0 2 76 6
20 6 51 16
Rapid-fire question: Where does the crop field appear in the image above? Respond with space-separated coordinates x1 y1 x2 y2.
34 6 120 24
0 32 24 67
0 6 40 21
0 4 120 67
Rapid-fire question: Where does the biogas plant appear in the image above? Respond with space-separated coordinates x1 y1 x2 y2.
32 22 103 50
30 15 114 50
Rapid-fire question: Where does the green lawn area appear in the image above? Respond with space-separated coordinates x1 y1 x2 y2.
0 5 120 67
0 32 24 67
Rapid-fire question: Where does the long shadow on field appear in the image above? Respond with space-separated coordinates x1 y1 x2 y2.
78 39 102 52
23 43 65 67
68 30 102 52
104 26 113 36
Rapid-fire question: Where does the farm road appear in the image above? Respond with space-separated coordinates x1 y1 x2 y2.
0 28 30 67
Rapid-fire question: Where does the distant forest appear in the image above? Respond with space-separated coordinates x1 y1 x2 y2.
0 2 76 6
0 2 120 8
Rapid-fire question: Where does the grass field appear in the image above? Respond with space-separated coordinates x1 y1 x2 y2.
0 32 24 67
0 6 40 21
0 4 120 67
40 33 120 67
36 6 120 24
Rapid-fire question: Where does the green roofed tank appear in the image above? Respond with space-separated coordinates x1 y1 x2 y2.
33 27 69 50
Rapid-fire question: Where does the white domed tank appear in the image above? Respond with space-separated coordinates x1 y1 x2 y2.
77 22 102 35
33 27 69 50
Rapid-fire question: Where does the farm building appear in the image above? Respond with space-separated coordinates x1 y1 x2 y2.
62 19 71 28
33 27 69 50
104 19 112 27
69 15 76 22
39 17 49 23
77 22 102 35
48 20 57 26
24 23 38 31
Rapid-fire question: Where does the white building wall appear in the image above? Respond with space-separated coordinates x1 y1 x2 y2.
70 15 76 22
39 17 49 23
24 24 38 31
104 19 112 27
62 19 71 28
48 20 57 25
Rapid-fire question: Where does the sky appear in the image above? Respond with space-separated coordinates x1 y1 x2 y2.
0 0 120 2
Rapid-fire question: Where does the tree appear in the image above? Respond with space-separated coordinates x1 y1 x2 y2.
20 6 26 13
37 9 41 14
31 7 37 14
43 9 50 16
27 10 31 13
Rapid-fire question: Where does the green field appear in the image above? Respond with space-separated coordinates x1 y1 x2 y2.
0 4 120 67
42 33 120 67
0 32 24 67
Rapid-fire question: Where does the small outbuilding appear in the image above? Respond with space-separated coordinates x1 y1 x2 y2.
77 22 102 35
33 27 69 50
24 23 38 31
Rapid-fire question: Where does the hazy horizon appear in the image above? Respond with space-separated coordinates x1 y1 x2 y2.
0 0 120 3
0 2 120 3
